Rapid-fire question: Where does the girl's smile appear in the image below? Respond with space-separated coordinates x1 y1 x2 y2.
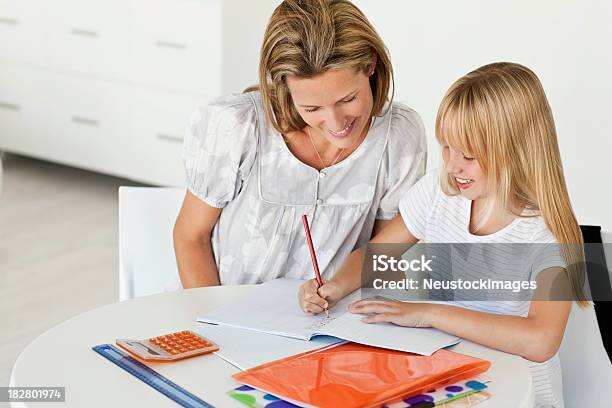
442 145 484 199
454 177 475 189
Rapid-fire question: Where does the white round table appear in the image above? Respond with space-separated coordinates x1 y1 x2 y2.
10 286 534 407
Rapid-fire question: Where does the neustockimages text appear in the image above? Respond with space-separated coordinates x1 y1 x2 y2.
371 255 537 293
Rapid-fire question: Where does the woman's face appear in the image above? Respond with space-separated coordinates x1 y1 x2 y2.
286 67 374 148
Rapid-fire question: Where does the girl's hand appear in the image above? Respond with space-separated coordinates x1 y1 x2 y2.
348 299 434 328
298 279 344 315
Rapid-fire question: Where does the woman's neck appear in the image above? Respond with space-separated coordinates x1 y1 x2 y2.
283 120 370 171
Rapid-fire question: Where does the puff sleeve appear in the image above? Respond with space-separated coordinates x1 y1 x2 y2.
183 94 258 208
376 104 427 220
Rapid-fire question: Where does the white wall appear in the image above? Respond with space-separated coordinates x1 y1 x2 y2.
351 0 612 232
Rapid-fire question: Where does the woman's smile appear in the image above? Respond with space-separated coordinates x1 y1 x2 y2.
327 118 356 139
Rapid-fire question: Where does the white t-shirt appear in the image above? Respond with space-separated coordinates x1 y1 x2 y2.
399 171 566 408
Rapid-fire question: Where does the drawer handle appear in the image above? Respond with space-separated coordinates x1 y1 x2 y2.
72 116 100 127
155 41 187 50
157 133 183 143
0 101 20 111
0 17 19 25
69 28 99 37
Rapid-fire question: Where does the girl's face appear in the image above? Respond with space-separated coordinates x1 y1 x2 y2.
286 67 374 148
442 145 486 201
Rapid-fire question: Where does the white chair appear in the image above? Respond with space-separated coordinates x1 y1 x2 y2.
559 229 612 407
118 187 186 301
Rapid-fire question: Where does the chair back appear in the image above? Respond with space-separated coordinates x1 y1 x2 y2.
118 187 185 300
559 226 612 406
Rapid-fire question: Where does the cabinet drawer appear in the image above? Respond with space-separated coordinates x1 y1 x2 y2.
0 63 39 152
129 0 222 95
34 71 133 176
0 0 47 64
43 0 131 79
128 88 205 186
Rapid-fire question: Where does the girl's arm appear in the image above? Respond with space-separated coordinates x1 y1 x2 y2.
431 298 571 362
173 191 222 288
298 214 419 314
349 267 572 363
371 219 391 237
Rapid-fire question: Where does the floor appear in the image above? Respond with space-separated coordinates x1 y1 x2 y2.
0 153 146 396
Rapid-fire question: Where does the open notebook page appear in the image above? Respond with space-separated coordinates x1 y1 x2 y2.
198 278 460 355
198 279 355 340
194 322 344 370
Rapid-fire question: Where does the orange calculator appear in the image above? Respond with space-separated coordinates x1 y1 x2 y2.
116 330 219 362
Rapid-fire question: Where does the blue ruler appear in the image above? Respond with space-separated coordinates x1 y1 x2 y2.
92 344 214 408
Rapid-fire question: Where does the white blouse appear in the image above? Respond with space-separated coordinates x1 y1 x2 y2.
183 91 426 284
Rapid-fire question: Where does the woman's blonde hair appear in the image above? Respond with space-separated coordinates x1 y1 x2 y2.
435 62 587 306
254 0 393 134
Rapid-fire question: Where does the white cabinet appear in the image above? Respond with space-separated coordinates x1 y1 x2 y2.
0 0 47 64
43 0 131 80
128 88 205 186
0 63 47 155
130 0 222 95
0 0 229 186
38 71 134 176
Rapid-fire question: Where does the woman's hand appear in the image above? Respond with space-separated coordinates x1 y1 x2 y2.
348 299 434 328
298 279 345 315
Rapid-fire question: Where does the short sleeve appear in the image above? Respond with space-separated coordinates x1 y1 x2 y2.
529 225 567 280
183 93 258 208
398 171 440 240
376 104 427 220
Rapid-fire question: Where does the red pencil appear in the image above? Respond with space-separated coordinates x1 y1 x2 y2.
302 214 329 317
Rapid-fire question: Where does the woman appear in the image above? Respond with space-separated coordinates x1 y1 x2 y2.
174 0 426 287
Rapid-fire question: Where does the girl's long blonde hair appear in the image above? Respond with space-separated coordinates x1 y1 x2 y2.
435 62 587 306
254 0 393 134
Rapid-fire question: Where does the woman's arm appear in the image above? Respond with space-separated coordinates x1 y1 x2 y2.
349 267 572 363
173 191 223 288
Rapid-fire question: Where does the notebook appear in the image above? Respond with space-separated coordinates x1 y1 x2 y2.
198 278 460 356
194 322 345 370
233 342 491 408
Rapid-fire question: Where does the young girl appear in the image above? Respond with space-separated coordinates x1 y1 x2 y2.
299 62 586 408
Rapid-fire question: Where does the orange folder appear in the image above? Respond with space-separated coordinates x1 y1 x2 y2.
233 342 490 408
